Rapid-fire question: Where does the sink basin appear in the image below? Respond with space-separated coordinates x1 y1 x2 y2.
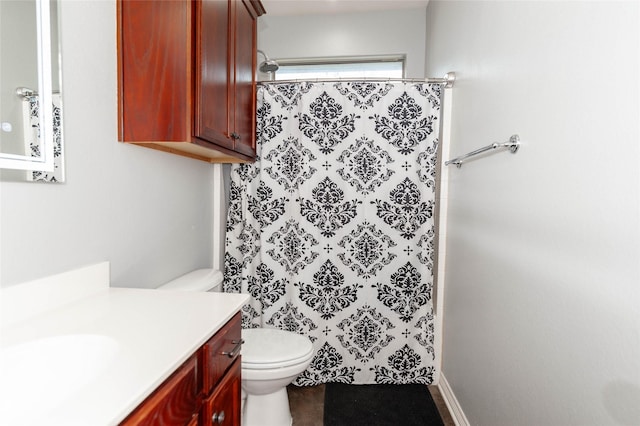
0 334 119 422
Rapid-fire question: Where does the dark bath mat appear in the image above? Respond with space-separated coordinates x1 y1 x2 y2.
323 383 444 426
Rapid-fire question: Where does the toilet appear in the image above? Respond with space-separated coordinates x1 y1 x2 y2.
157 269 314 426
241 328 314 426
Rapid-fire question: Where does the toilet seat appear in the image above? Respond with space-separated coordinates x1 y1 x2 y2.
242 328 314 370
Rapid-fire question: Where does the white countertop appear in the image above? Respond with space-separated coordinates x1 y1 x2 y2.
0 263 249 425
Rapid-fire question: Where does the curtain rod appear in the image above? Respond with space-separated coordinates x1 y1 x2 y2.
258 72 456 88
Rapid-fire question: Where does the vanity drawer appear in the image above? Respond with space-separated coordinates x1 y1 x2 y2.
121 354 199 425
201 312 242 395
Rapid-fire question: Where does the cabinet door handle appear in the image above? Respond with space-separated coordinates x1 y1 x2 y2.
230 132 240 140
221 339 244 358
212 410 225 424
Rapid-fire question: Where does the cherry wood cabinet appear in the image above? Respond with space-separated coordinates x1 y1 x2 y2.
117 0 265 163
120 313 242 426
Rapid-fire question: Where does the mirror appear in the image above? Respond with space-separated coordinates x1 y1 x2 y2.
0 0 64 182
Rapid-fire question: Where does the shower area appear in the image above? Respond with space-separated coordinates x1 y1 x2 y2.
213 2 463 393
224 76 453 386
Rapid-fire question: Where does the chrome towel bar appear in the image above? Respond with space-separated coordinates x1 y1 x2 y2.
445 134 520 168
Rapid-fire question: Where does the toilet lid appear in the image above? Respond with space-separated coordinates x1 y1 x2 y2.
242 328 313 369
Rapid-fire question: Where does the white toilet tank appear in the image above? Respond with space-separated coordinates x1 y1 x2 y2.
157 269 223 292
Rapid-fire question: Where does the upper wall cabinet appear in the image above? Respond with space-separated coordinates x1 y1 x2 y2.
117 0 265 163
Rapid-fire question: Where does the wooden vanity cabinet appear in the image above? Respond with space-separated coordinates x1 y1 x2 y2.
120 313 242 426
117 0 265 163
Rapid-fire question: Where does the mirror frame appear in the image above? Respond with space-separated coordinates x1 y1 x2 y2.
0 0 54 172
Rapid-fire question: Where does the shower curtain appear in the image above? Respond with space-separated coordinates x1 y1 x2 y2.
23 94 63 182
225 81 442 385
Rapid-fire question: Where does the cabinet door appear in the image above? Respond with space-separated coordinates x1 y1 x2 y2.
121 355 199 426
195 0 233 149
231 0 257 158
118 0 192 142
201 359 242 426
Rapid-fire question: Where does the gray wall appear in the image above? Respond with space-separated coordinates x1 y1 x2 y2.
425 1 640 425
1 1 215 288
258 7 427 78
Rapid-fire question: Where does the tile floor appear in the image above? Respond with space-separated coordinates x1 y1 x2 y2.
288 384 455 426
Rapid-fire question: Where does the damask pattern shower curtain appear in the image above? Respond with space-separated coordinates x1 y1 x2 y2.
225 81 442 385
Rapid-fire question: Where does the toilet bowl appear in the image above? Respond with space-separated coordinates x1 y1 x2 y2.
241 328 314 426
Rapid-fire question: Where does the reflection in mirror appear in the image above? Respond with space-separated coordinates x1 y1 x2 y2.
0 0 64 182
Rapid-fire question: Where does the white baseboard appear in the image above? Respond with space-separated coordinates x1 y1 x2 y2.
438 373 471 426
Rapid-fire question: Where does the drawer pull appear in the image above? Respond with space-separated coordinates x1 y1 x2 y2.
212 410 225 424
221 339 244 358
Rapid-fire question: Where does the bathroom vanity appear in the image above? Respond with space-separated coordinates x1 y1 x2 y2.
0 263 248 425
121 313 242 425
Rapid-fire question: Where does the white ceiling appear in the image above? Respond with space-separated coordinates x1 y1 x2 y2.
261 0 430 16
